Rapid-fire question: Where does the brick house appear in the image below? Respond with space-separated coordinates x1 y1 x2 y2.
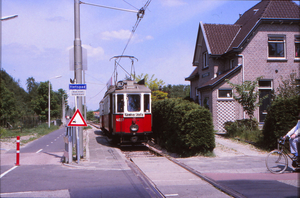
185 0 300 132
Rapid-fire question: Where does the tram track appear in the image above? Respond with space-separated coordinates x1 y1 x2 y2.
88 121 245 198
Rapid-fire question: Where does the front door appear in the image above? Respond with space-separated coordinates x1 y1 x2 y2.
259 89 272 123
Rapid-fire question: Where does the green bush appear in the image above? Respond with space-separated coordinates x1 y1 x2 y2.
152 98 215 156
224 119 262 143
262 95 300 150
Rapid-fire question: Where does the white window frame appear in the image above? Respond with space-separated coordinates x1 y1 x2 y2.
218 89 233 99
268 35 286 60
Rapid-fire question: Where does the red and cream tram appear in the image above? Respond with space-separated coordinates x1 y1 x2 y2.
99 80 152 144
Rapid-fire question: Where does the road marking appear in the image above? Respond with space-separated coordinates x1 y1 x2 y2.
0 166 18 179
36 149 43 153
165 194 179 197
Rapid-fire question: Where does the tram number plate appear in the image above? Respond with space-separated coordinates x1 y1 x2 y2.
124 113 144 117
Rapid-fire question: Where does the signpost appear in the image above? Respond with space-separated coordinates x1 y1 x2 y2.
67 109 87 164
69 84 86 96
68 109 87 127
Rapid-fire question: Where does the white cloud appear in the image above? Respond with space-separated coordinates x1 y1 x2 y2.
82 44 105 59
101 29 132 40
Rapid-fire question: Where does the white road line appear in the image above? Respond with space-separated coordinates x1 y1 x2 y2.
0 166 18 179
36 149 43 153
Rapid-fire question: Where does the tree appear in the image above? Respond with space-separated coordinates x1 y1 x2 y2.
32 82 49 121
226 77 267 120
135 73 165 91
276 73 300 99
162 84 190 99
135 73 168 101
0 83 17 126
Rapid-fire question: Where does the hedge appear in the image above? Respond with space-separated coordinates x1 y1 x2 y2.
152 98 215 156
262 95 300 150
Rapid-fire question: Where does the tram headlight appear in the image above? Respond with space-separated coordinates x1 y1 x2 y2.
130 124 139 132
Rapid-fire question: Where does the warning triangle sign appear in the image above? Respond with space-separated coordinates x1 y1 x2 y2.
68 109 87 127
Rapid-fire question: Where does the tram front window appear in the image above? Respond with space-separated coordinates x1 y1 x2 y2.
127 94 140 112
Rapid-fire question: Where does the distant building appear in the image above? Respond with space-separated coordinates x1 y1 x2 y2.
185 0 300 132
93 111 100 119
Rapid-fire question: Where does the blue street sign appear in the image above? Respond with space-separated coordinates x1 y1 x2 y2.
69 84 87 90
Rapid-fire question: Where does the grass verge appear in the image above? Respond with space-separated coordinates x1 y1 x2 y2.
1 124 59 144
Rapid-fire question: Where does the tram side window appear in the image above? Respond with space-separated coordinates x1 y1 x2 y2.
144 94 150 112
127 94 140 112
117 94 124 113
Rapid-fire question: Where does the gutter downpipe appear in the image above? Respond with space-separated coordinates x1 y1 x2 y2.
237 54 245 119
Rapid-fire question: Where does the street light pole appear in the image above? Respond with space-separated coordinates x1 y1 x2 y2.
48 75 62 128
74 0 84 157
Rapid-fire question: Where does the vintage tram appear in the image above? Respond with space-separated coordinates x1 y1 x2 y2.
99 80 152 144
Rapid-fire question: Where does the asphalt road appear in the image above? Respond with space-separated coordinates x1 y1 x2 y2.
1 128 154 198
6 127 66 154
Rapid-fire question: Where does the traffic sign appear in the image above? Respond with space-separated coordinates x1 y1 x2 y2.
68 109 87 127
70 90 86 96
69 84 87 90
69 84 87 96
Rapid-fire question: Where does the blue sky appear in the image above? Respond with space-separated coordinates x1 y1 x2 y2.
2 0 278 110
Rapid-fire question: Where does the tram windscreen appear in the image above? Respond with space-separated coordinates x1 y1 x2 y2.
127 94 140 112
144 94 150 112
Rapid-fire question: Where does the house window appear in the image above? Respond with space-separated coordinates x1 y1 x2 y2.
295 36 300 58
259 80 272 88
230 59 234 69
218 89 233 99
268 36 285 58
203 97 209 109
203 52 208 68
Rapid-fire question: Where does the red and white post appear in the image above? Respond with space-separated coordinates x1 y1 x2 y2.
16 136 20 166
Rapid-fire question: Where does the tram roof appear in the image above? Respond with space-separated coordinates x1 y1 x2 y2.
105 80 151 95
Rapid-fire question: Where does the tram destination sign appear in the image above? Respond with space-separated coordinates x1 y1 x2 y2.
69 84 87 96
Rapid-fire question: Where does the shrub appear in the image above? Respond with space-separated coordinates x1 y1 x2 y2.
152 98 215 156
224 119 262 143
262 95 300 150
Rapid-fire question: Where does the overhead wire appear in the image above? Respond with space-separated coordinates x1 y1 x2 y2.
111 0 152 80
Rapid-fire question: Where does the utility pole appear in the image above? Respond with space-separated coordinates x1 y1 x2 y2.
74 0 83 158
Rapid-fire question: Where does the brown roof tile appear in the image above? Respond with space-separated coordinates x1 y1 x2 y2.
204 24 240 55
204 0 300 55
185 67 199 81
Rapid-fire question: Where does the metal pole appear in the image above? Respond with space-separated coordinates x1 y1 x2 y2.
48 80 51 128
0 0 2 70
74 0 83 158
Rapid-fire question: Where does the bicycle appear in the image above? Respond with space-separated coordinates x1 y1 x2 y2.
265 137 300 174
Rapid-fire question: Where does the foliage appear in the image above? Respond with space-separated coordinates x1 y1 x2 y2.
0 127 7 138
135 73 165 91
1 123 59 144
0 69 66 127
162 84 190 99
87 111 96 121
262 95 300 150
151 90 168 101
226 77 267 120
276 73 300 99
224 119 262 143
152 98 215 156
